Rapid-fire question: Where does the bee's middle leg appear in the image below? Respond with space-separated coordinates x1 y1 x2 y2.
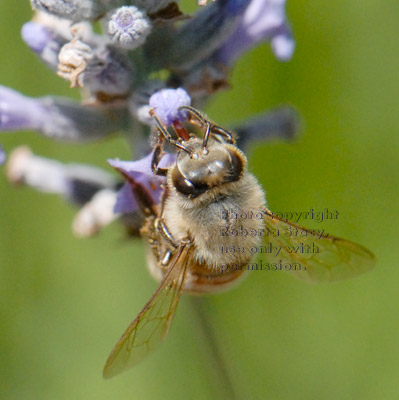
155 218 179 249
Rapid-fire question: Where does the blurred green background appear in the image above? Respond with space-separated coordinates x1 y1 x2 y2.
1 1 398 399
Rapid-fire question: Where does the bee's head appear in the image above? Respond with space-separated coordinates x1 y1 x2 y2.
170 138 246 198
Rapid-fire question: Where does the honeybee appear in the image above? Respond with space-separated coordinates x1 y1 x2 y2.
103 107 375 378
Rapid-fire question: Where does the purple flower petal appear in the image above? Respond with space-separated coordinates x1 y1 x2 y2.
149 88 191 126
113 183 138 214
108 151 176 213
108 151 154 176
0 86 45 131
20 20 66 70
21 21 55 53
217 0 295 65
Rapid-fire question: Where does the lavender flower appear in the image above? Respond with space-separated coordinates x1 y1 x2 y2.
108 6 152 50
149 88 191 126
0 86 44 131
217 0 295 65
21 20 64 70
6 146 116 203
21 21 55 54
1 0 298 233
0 86 127 141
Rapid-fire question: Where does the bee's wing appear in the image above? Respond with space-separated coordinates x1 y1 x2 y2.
103 243 193 378
261 208 376 283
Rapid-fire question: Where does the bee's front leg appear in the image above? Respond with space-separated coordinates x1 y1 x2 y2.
151 142 168 177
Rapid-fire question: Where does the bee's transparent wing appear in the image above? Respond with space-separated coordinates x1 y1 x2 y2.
103 243 192 378
261 208 376 282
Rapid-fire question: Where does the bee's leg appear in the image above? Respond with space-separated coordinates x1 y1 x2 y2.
210 125 235 144
155 218 179 249
158 182 168 217
179 106 235 146
160 249 173 267
152 114 193 155
160 236 193 267
151 142 168 177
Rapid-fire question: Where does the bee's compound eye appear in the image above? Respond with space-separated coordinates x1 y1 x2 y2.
171 167 208 198
224 150 244 184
